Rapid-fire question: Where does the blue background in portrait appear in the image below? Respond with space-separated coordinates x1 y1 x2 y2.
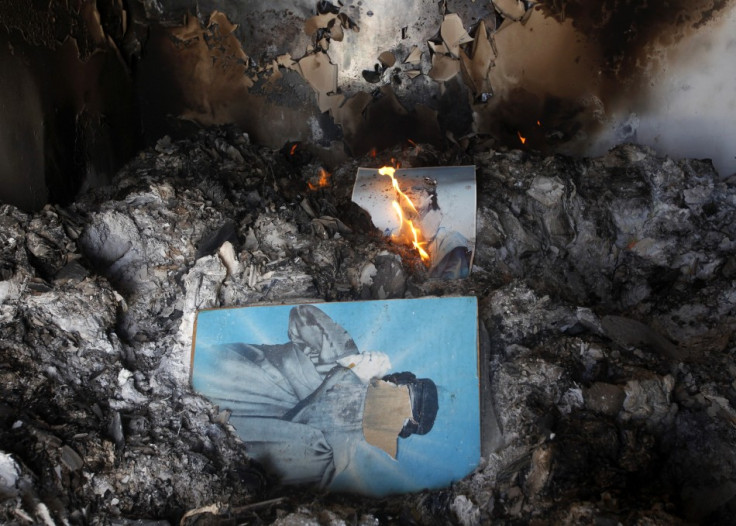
191 297 480 497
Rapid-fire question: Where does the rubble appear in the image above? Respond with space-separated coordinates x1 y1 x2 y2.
2 127 736 524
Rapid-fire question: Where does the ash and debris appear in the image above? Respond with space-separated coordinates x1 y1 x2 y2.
2 126 736 524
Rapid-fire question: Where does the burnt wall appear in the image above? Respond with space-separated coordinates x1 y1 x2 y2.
1 0 735 211
0 0 140 210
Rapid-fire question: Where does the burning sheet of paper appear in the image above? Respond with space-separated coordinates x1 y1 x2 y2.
352 165 476 279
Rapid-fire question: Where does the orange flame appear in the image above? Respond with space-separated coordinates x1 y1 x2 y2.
392 201 404 226
308 168 331 190
379 166 416 214
517 131 527 144
380 165 430 263
290 143 298 155
318 168 329 186
407 220 430 260
536 120 541 126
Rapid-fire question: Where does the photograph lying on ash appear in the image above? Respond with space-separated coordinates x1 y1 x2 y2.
191 299 480 496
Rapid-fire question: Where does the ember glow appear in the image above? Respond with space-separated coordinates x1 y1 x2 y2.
379 165 429 263
517 131 527 144
290 143 298 155
308 168 331 190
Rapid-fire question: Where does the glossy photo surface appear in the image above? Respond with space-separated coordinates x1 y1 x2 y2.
191 297 480 496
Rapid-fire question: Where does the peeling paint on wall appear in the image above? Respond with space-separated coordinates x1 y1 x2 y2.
2 0 736 210
143 0 736 174
141 2 458 155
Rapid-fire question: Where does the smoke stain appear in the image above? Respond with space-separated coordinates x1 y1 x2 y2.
482 0 736 154
535 0 736 89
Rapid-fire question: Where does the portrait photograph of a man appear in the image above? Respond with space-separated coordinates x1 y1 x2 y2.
190 297 480 496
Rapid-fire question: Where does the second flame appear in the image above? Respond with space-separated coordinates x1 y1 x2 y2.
308 168 331 190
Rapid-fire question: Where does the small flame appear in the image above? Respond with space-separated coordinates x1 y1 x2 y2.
407 220 430 260
318 168 329 186
517 131 527 144
379 166 416 213
307 168 331 190
380 164 430 263
290 143 298 155
536 120 542 126
392 201 404 227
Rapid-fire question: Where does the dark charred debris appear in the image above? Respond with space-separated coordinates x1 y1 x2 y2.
2 126 736 524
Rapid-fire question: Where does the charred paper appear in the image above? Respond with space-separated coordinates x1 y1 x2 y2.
352 165 476 279
190 298 480 496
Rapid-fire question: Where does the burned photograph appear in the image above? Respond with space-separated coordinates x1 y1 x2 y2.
352 166 476 279
191 299 480 496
